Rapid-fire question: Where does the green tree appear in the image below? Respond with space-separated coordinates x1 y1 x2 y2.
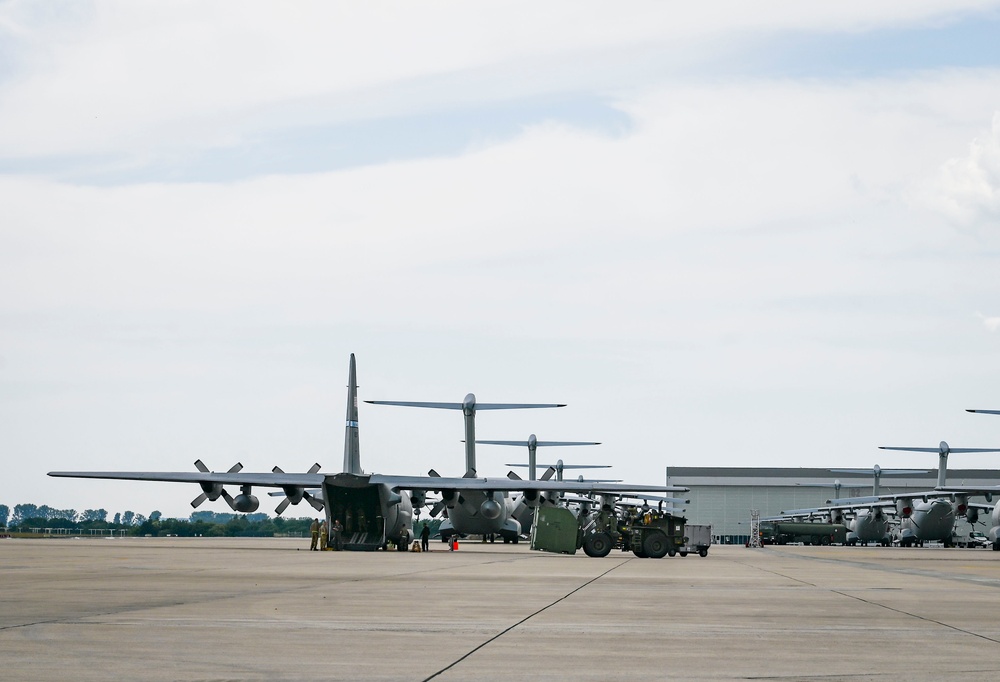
0 504 9 527
121 511 135 526
80 509 108 523
149 510 162 522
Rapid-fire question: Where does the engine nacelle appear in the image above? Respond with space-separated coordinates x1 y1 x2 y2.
281 486 305 505
441 489 457 508
955 495 968 516
966 507 979 524
410 490 427 508
199 481 223 500
480 499 502 520
896 499 913 518
233 494 259 513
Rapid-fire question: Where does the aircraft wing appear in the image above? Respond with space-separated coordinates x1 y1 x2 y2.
931 485 1000 496
367 473 688 495
48 471 326 487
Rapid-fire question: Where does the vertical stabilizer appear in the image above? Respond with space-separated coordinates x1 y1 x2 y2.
366 394 564 476
343 353 363 475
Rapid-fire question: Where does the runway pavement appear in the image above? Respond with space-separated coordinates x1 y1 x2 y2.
2 537 999 681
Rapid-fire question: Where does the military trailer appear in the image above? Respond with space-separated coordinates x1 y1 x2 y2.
762 521 848 546
678 523 712 557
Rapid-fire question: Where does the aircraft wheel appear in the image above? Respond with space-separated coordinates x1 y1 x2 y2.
583 532 613 558
643 531 670 559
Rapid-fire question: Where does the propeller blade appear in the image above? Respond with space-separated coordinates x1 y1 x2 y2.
194 459 209 473
430 501 446 517
540 467 556 481
274 497 291 516
221 489 237 511
306 493 324 512
191 492 208 508
227 462 243 473
307 463 322 474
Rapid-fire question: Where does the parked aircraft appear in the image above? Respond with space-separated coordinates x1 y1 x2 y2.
827 442 1000 547
778 466 926 546
366 395 688 543
51 355 689 550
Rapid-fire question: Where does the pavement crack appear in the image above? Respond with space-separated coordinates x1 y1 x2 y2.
421 558 633 682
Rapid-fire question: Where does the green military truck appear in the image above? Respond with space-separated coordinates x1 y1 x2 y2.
582 505 688 558
761 521 848 546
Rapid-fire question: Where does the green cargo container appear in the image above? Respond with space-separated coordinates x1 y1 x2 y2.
530 506 580 554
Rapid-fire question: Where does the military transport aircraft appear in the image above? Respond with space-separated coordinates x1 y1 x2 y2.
366 394 689 543
51 354 687 550
777 466 926 546
824 441 1000 547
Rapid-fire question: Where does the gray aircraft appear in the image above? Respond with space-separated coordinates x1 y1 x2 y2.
366 397 688 543
52 354 688 550
827 441 1000 547
779 466 926 546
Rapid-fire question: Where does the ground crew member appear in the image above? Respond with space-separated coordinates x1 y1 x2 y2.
332 519 343 551
319 519 329 550
420 522 430 552
309 518 320 551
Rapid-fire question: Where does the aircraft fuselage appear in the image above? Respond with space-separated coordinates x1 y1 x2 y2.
900 499 955 544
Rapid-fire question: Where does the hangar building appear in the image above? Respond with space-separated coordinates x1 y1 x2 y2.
663 467 1000 544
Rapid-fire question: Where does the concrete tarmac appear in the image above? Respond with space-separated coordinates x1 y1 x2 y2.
2 537 999 681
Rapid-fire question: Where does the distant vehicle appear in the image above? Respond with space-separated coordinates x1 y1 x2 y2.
953 531 990 548
678 523 712 557
761 521 847 546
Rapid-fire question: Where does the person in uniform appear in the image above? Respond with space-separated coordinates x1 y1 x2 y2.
332 519 343 551
420 522 430 552
309 518 320 551
319 519 329 550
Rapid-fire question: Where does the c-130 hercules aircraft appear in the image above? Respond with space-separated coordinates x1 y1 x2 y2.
50 354 687 551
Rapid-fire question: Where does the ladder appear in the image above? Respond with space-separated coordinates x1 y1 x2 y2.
748 509 762 548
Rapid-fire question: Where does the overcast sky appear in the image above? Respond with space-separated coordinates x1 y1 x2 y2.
3 2 1000 520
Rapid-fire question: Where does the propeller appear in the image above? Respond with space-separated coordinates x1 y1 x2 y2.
190 460 241 509
272 463 324 515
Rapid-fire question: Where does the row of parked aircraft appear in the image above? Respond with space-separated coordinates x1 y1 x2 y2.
50 354 687 550
770 410 1000 549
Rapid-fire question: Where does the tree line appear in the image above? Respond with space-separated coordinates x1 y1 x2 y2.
1 502 442 538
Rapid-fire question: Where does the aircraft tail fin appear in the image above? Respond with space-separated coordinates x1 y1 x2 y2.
343 353 363 475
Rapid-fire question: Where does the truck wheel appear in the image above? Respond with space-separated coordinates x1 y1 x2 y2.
820 536 831 546
679 550 688 557
643 531 670 559
632 547 647 558
583 532 613 558
698 548 708 558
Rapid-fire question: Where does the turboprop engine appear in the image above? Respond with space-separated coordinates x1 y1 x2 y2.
967 507 979 524
896 498 913 518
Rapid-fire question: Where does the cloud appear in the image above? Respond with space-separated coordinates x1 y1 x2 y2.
930 111 1000 224
977 311 1000 331
1 1 997 162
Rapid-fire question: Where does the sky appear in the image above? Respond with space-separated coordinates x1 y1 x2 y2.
3 1 1000 520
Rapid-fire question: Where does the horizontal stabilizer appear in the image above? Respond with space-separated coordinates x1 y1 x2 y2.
826 496 881 505
479 440 600 446
506 463 611 469
967 409 1000 414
